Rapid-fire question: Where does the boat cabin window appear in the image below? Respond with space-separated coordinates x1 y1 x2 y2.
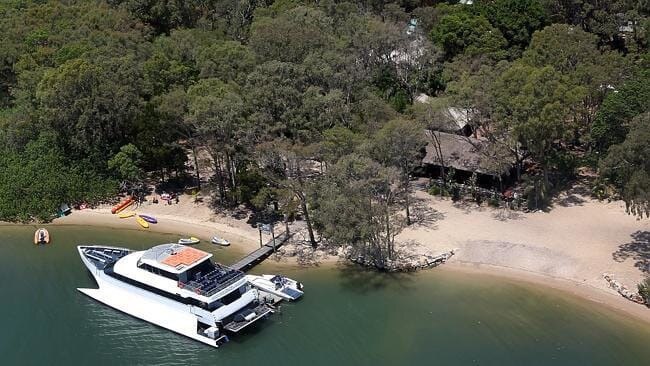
220 284 248 305
138 262 179 281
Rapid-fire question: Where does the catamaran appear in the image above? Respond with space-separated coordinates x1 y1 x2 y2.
77 243 276 347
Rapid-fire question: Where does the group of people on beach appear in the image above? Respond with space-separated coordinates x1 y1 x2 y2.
152 192 180 205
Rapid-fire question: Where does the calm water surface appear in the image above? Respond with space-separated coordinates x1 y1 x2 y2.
1 225 650 366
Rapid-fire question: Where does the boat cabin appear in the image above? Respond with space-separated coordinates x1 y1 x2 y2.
110 244 249 311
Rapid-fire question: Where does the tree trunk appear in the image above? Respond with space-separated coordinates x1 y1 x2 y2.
405 191 411 226
225 152 236 204
284 213 290 237
403 164 411 226
191 143 201 189
385 200 392 259
300 197 317 248
214 154 226 202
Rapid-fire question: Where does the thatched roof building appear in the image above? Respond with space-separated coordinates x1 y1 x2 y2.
422 131 513 178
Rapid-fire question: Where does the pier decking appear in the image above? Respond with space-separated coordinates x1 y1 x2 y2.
231 231 291 271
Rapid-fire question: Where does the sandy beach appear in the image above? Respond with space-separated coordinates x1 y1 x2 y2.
53 202 264 253
49 189 650 323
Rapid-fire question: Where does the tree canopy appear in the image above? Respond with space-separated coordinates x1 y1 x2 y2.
0 0 648 226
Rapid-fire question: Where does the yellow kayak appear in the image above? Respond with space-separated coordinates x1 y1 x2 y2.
136 216 149 228
118 211 136 218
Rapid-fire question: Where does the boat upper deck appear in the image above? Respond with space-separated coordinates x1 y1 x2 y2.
179 263 244 298
140 244 212 274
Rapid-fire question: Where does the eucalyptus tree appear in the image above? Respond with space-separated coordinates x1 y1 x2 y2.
491 63 583 206
371 118 426 225
255 141 319 247
35 56 143 165
600 113 650 219
186 78 250 204
430 5 508 62
521 24 631 137
311 154 404 266
591 69 650 153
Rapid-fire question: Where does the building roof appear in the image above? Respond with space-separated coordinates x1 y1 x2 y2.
140 244 212 274
422 131 513 176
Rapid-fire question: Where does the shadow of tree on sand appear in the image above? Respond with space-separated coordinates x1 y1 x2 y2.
554 182 590 208
492 207 525 222
613 231 650 274
409 196 445 228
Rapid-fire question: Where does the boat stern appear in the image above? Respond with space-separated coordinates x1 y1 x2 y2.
223 302 275 333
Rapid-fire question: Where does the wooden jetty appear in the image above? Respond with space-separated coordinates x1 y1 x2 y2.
231 231 291 272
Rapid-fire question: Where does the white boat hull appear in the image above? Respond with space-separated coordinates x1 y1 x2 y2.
77 248 226 347
246 274 304 302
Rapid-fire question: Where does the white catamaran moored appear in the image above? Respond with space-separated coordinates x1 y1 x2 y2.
77 243 276 347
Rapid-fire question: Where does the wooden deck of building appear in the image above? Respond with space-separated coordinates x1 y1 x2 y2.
231 231 291 272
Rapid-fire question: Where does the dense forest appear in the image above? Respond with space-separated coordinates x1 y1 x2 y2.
1 0 649 263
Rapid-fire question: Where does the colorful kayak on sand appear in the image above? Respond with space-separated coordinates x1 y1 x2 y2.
111 196 134 214
118 211 136 218
138 214 157 224
136 216 149 228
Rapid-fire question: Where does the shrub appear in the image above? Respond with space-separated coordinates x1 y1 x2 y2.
488 196 500 208
428 185 449 197
639 278 650 305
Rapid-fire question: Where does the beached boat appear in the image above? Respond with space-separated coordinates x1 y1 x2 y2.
33 228 50 245
136 216 149 228
138 214 158 224
77 244 277 348
211 236 230 246
178 237 200 245
118 211 136 218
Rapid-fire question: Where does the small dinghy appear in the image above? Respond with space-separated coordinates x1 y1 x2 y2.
178 237 200 245
246 274 304 301
138 214 158 224
211 236 230 246
118 211 136 218
136 216 149 228
34 228 50 245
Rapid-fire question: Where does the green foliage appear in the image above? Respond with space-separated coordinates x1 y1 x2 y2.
431 6 508 61
639 278 650 305
36 56 143 163
1 0 649 223
0 133 116 222
476 0 548 56
108 144 144 183
428 185 449 197
600 113 650 218
493 63 581 167
312 154 404 264
591 70 650 152
250 6 334 63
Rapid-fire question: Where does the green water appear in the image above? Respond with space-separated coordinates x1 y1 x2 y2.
2 225 650 366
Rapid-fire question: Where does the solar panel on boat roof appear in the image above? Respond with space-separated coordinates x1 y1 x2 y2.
161 247 209 268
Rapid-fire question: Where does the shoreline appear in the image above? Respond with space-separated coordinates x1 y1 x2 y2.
6 204 649 325
49 209 263 253
442 261 650 325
